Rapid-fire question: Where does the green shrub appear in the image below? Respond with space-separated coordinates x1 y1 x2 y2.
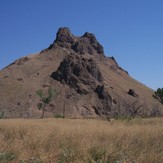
54 114 64 118
88 147 107 162
153 88 163 104
0 152 16 162
36 87 57 119
0 111 5 119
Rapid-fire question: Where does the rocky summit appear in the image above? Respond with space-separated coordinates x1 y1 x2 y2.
50 27 104 56
0 27 162 118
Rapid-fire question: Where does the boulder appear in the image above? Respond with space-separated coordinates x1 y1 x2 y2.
128 89 139 97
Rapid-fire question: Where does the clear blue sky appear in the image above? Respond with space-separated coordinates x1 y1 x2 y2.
0 0 163 90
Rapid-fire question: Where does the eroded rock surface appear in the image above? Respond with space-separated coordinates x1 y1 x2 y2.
51 53 112 116
49 27 104 56
51 54 103 94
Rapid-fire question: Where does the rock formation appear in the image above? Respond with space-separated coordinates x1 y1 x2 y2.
0 27 162 118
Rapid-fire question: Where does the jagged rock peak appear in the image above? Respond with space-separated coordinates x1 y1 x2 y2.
82 32 104 54
82 32 97 42
55 27 75 44
50 27 104 56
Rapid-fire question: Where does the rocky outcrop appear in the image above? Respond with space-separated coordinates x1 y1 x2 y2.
51 53 112 116
128 89 139 97
54 27 75 48
94 85 112 116
72 32 104 55
51 54 103 94
49 27 104 56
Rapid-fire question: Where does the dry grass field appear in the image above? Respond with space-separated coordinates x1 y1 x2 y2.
0 118 163 163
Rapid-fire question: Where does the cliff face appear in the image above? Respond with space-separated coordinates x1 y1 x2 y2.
0 27 162 118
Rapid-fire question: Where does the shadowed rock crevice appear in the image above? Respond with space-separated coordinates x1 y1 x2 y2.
94 85 112 115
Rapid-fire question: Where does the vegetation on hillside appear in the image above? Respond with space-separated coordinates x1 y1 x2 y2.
36 87 57 118
153 88 163 104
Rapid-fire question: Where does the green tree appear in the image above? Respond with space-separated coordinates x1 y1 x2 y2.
153 88 163 104
36 87 57 119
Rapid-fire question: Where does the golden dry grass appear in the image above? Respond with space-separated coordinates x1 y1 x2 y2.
0 118 163 163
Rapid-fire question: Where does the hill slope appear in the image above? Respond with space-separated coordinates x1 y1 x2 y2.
0 27 162 118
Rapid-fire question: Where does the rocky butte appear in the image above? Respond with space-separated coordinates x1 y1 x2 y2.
0 27 162 118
